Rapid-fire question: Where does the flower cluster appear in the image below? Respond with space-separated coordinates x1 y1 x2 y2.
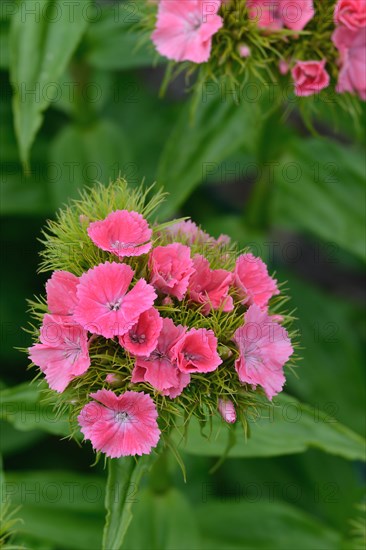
28 181 294 459
146 0 365 101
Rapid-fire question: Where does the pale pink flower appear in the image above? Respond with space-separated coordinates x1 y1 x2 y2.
78 389 160 457
165 219 211 245
87 210 152 258
333 26 366 100
233 304 293 400
46 271 79 316
149 243 194 300
218 398 237 423
291 60 330 96
105 373 123 386
119 308 163 357
28 314 90 393
234 253 279 309
334 0 366 31
239 44 251 57
172 327 222 373
248 0 314 31
188 254 234 314
132 318 190 398
74 262 156 338
151 0 223 63
279 59 290 74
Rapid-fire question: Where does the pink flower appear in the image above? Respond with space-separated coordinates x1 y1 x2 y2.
87 210 152 258
46 271 79 316
119 308 163 357
291 60 330 96
335 0 366 31
218 398 236 423
105 373 123 386
149 243 194 300
74 262 156 338
151 0 223 63
248 0 315 31
28 314 90 393
188 254 233 314
78 390 160 457
132 318 190 398
279 59 290 74
239 44 251 57
333 27 366 100
233 304 293 400
172 327 222 373
234 253 279 309
165 219 211 245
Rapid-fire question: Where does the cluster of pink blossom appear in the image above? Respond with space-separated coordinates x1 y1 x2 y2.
150 0 365 100
29 210 293 458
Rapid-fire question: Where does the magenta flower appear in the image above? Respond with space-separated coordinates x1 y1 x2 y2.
46 270 79 316
188 254 234 314
78 390 160 457
291 60 330 96
335 0 366 31
333 26 366 100
151 0 223 63
149 243 194 300
248 0 315 31
218 398 237 423
233 305 293 400
234 253 279 309
119 307 163 357
132 318 190 398
28 314 90 393
74 262 157 338
172 327 222 373
87 210 152 258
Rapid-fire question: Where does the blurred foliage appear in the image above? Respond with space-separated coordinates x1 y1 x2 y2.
0 1 365 548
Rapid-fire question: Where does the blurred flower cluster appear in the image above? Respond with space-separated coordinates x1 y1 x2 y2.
146 0 365 100
28 180 294 459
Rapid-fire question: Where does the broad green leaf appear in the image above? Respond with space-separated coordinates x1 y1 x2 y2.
197 500 342 549
84 5 161 70
10 0 90 166
157 91 261 219
122 488 200 550
173 394 366 461
0 421 45 455
103 455 154 550
284 274 366 436
5 470 105 549
50 119 132 206
0 19 9 69
0 383 70 437
272 138 366 261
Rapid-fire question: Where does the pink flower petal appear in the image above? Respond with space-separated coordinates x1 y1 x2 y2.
218 398 237 423
233 304 293 400
172 327 222 373
78 390 160 457
119 308 163 356
74 262 156 338
46 271 79 316
234 253 279 309
149 243 194 300
87 210 152 258
188 254 233 314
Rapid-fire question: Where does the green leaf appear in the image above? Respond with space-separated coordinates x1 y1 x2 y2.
284 274 366 436
197 500 342 550
156 91 261 219
174 394 366 461
272 138 366 261
103 455 154 550
50 119 132 206
122 488 200 550
84 5 162 70
0 383 70 437
5 470 105 549
10 0 90 166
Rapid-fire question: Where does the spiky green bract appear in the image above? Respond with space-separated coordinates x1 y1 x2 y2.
28 178 298 456
140 0 362 123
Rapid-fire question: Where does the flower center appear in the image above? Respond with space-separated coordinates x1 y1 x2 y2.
184 352 198 362
107 299 122 311
130 333 146 344
114 411 129 422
